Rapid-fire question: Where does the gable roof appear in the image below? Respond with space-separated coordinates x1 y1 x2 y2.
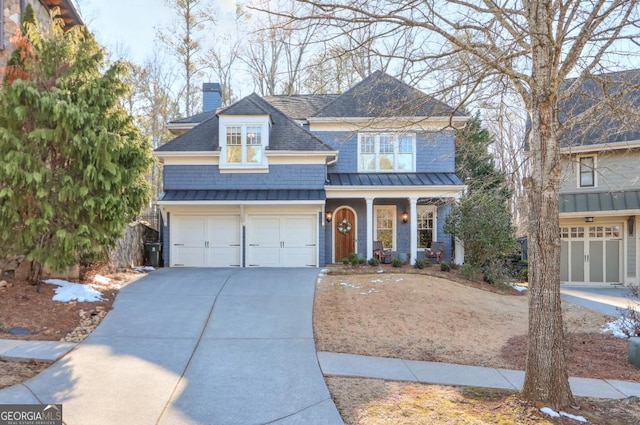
559 69 640 148
218 93 273 116
312 71 465 118
156 93 333 153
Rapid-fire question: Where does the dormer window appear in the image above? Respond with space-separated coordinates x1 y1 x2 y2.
219 117 269 170
225 125 263 164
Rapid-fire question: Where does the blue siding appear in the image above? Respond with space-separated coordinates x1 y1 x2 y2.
437 204 453 262
163 164 327 190
317 212 326 266
314 130 455 174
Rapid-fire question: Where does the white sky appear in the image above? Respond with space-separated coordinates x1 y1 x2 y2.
77 0 174 63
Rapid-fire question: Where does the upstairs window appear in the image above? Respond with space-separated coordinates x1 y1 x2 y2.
578 155 596 187
358 133 415 172
220 122 268 169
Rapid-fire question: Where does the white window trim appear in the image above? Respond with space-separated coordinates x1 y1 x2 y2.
357 132 416 172
417 205 437 249
219 116 270 171
374 205 396 250
577 154 597 188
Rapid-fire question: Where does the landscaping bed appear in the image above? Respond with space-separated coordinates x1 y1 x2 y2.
0 271 141 389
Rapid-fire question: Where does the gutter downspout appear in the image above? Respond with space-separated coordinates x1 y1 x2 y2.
326 152 339 166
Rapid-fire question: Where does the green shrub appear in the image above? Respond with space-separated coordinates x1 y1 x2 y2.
450 262 460 270
482 259 511 287
440 262 451 272
368 257 380 266
391 258 404 268
351 258 359 266
461 263 481 281
519 267 528 282
342 257 349 265
349 252 358 261
414 258 427 269
358 257 366 265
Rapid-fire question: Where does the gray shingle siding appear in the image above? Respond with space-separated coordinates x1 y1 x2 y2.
315 130 455 173
163 164 327 190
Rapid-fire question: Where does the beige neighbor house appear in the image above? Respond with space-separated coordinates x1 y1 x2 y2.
1 0 82 67
558 69 640 286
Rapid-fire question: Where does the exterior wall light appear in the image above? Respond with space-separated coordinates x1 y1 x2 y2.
401 210 409 223
326 211 333 222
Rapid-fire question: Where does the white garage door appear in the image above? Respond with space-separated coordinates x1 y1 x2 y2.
171 215 241 267
247 215 317 267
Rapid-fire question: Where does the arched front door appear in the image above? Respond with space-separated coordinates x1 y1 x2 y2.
334 207 356 262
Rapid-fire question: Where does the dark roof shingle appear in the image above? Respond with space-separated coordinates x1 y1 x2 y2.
156 93 333 153
559 69 640 148
313 71 465 118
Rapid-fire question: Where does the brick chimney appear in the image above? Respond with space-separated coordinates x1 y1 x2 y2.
202 83 222 112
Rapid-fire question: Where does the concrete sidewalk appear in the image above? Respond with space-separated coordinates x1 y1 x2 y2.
0 268 342 425
318 352 640 399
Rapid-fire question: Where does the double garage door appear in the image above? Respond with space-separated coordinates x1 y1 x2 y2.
170 214 317 267
560 224 622 285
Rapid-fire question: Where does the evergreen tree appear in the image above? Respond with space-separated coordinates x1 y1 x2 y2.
0 8 152 282
445 115 516 269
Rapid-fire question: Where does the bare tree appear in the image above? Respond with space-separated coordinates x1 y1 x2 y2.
156 0 215 116
259 0 640 409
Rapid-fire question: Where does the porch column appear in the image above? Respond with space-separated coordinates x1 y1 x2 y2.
409 197 418 265
366 197 374 260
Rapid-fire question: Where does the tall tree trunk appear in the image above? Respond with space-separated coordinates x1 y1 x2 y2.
521 0 574 409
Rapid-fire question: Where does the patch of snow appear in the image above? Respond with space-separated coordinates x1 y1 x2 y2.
540 407 587 423
540 407 560 418
512 285 528 292
93 274 111 285
395 278 403 282
320 268 330 274
376 269 384 274
339 282 361 289
370 279 383 283
134 266 155 272
44 279 103 303
602 317 633 338
560 412 587 422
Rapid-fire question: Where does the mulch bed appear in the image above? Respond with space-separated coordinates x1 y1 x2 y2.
501 332 640 381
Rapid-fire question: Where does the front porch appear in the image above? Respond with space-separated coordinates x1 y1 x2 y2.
323 195 463 265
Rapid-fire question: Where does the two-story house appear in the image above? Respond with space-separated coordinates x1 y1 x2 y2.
558 69 640 285
155 72 468 268
1 0 82 66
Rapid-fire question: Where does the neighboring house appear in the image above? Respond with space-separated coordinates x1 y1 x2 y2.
558 69 640 285
1 0 82 66
155 72 468 268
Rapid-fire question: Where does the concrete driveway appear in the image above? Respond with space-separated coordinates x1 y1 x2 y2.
0 268 342 425
561 285 639 317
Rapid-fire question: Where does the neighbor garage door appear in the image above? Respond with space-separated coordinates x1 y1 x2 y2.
171 215 241 267
246 215 317 267
560 224 622 284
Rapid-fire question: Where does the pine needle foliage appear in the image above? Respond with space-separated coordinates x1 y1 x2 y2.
0 8 152 281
